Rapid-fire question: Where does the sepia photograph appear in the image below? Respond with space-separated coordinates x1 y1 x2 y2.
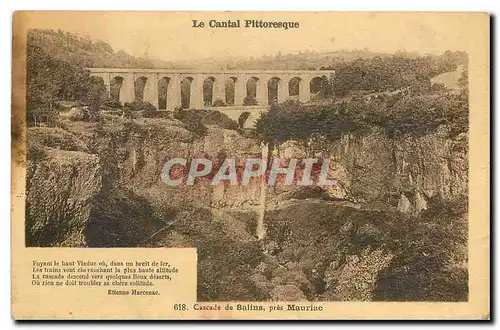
11 11 490 319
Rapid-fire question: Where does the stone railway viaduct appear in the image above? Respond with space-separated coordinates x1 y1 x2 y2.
88 68 335 128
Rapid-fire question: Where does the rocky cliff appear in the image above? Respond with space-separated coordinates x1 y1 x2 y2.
275 125 468 214
25 117 468 301
26 138 101 246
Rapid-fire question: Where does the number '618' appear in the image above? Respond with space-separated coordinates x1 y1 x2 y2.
173 303 187 311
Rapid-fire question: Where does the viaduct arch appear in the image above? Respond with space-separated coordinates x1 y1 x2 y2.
89 68 334 127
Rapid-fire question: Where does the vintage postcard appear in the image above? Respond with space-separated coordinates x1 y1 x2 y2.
11 11 490 320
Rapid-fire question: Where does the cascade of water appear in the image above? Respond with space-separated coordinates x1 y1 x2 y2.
256 142 269 240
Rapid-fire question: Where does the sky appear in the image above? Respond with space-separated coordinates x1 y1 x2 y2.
17 11 481 61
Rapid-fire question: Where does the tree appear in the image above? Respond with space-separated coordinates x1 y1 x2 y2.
26 42 107 125
84 76 107 121
26 44 60 125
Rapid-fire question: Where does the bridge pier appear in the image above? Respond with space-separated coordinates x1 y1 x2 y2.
212 75 226 104
299 78 309 102
92 72 111 98
167 75 181 110
234 77 246 106
256 78 268 106
120 73 135 104
278 78 288 103
190 74 204 109
142 73 158 108
103 73 111 98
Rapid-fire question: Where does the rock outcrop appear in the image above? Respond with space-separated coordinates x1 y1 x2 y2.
26 148 101 246
277 125 468 214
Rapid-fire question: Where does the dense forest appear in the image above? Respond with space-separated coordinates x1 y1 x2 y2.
256 82 468 144
327 51 466 97
255 50 468 143
28 29 161 68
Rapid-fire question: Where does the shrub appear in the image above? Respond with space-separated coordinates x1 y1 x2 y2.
85 188 164 247
27 141 47 163
173 108 238 134
122 107 135 119
172 109 208 137
27 105 58 127
374 195 468 301
102 98 122 109
255 88 468 144
26 42 107 126
243 95 258 106
212 98 227 107
28 127 88 152
168 208 267 301
202 111 239 130
141 109 172 119
256 100 358 144
123 100 156 112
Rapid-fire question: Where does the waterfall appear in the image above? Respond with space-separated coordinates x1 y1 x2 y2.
256 142 269 240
